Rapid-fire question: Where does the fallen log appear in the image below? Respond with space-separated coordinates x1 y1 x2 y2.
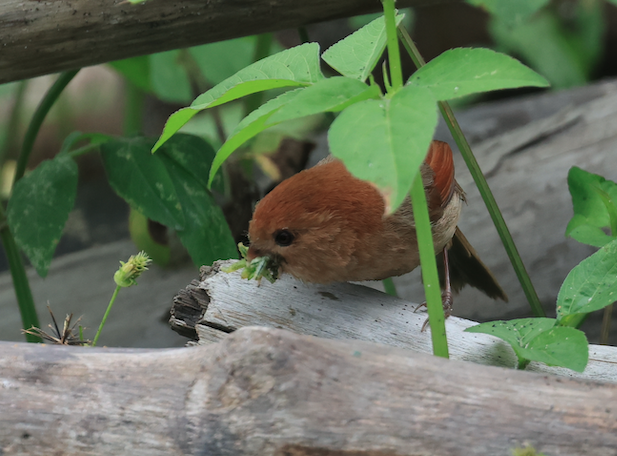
0 0 444 84
1 326 616 456
170 260 617 384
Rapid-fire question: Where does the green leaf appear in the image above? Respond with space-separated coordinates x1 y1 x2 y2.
101 137 185 230
566 219 614 248
268 77 380 124
566 167 617 245
157 137 237 267
153 43 323 152
328 85 437 212
465 318 588 372
58 132 111 156
466 318 557 349
556 238 617 321
322 14 404 82
149 50 193 103
108 56 152 93
408 47 550 100
466 0 549 27
207 88 304 186
7 156 78 277
189 37 257 86
522 326 588 372
159 134 216 189
489 11 590 89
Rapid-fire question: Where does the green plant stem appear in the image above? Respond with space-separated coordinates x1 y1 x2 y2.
410 173 449 358
382 0 403 92
1 80 29 168
13 70 79 187
0 204 41 343
244 34 273 116
382 277 398 297
398 25 546 318
91 285 121 347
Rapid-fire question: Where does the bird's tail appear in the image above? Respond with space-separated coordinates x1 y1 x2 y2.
438 227 508 301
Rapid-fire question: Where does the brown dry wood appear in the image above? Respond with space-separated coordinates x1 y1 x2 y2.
0 0 446 84
1 326 616 456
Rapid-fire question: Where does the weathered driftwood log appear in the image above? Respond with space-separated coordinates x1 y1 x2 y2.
170 260 617 384
1 326 617 456
0 0 445 84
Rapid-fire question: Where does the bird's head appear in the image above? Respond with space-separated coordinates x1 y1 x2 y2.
247 159 385 283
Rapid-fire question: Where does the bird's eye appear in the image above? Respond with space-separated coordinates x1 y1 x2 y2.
274 229 294 247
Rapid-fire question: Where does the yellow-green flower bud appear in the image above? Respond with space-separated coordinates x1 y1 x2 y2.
113 251 152 287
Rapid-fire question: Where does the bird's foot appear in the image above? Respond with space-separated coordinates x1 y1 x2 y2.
419 289 454 332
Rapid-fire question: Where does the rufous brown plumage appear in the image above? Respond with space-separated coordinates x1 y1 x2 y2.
247 140 507 304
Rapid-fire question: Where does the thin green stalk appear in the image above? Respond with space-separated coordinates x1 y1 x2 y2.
383 0 403 92
398 25 546 318
384 0 447 356
14 70 79 186
1 80 29 168
0 204 41 343
410 173 449 358
244 34 273 116
91 285 121 347
382 277 398 297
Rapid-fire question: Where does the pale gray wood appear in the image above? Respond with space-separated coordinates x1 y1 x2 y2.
0 0 445 84
1 326 616 456
188 260 617 384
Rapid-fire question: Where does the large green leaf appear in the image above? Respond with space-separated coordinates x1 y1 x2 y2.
108 56 152 92
322 14 404 81
328 85 437 213
268 77 380 124
489 11 591 90
565 166 617 246
556 238 617 321
149 50 193 103
207 89 304 187
408 47 550 100
465 318 588 372
157 137 237 266
101 137 185 230
189 37 257 86
206 78 379 187
7 156 78 277
153 43 323 152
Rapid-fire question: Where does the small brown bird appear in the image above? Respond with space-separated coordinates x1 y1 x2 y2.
247 140 507 314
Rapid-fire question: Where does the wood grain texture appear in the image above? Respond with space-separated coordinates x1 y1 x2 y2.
1 326 617 456
0 0 442 84
170 260 617 384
